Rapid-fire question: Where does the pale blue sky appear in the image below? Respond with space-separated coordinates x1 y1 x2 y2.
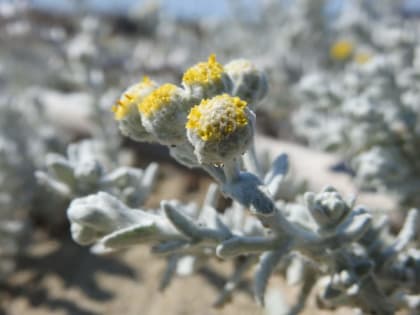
28 0 257 18
16 0 418 19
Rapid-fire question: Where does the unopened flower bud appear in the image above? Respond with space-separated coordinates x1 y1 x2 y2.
305 186 352 228
224 59 268 108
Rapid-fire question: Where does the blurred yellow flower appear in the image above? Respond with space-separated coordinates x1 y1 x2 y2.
330 40 354 61
112 76 156 120
354 52 372 65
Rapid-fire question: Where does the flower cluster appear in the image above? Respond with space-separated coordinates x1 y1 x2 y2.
113 54 267 168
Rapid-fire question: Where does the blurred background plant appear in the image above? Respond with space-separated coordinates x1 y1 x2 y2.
1 0 420 314
292 0 420 207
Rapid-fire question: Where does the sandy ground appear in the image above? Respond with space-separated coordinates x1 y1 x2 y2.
1 234 358 315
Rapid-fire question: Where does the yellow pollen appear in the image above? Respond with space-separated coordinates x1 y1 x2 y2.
112 76 156 120
142 76 153 85
138 83 177 118
186 94 248 141
182 54 224 86
330 40 354 61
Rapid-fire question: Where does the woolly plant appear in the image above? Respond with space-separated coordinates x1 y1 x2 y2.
67 55 419 315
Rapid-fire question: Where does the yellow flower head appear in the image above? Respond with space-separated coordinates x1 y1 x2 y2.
112 76 156 120
182 54 224 86
138 83 178 118
354 52 372 65
330 40 354 61
186 94 248 142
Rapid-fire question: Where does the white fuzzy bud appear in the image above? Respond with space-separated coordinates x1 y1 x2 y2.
224 59 268 108
138 83 191 145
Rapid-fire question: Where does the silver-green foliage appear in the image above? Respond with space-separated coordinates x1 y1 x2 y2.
0 93 65 278
36 139 158 208
68 152 420 314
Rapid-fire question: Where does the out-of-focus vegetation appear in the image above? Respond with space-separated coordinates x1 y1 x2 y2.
1 1 420 314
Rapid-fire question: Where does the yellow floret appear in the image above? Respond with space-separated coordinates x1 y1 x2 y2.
112 95 133 120
186 94 248 141
138 83 177 118
112 76 155 120
354 52 372 65
330 40 354 61
182 54 224 86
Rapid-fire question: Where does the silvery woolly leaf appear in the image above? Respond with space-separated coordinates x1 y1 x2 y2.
264 153 289 196
96 222 160 250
